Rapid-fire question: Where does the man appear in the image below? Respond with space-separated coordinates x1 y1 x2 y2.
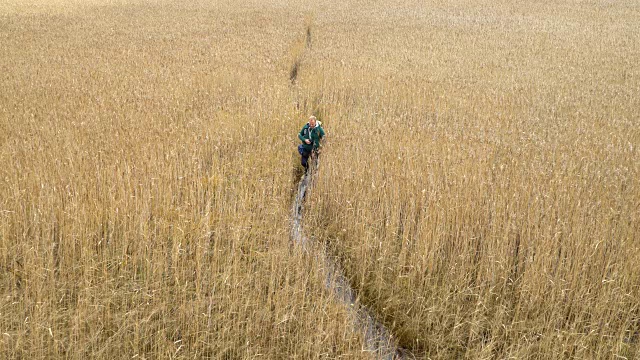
298 115 325 171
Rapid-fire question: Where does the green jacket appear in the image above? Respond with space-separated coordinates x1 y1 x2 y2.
298 123 325 151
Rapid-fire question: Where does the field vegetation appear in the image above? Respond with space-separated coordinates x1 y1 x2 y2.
0 1 371 358
1 0 639 359
302 0 640 358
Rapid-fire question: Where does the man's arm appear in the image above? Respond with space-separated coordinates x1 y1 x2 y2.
313 127 326 150
298 127 306 142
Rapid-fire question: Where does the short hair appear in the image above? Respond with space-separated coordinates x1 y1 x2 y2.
309 115 317 122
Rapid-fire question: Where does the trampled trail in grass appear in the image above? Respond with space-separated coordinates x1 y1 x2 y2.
291 155 407 359
289 24 407 359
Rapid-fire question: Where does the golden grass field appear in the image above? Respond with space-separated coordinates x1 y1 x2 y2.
1 0 639 358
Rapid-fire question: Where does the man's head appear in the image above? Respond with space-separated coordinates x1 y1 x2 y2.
309 116 317 128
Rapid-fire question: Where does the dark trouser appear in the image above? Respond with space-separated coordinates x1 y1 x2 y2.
301 149 313 170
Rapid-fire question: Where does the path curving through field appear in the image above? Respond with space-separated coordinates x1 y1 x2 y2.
291 155 408 359
288 21 408 358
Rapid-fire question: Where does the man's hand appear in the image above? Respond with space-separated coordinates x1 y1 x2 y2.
305 139 311 144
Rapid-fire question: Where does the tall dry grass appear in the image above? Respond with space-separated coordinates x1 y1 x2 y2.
300 0 640 358
0 1 372 358
2 0 639 358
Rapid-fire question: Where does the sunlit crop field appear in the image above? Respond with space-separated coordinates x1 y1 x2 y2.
1 0 639 359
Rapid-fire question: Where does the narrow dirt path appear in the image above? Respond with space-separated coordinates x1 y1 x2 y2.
289 21 409 359
291 156 407 359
